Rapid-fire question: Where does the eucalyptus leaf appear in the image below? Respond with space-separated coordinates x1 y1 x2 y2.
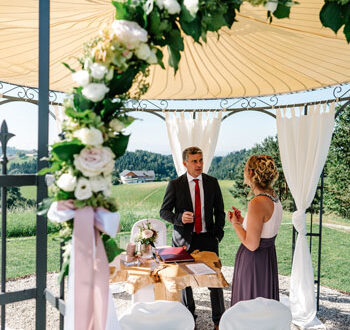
104 134 130 157
320 2 345 33
344 22 350 43
51 140 84 162
167 46 181 72
180 15 201 42
273 3 291 19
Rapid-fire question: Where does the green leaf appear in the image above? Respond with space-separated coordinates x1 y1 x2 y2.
180 4 196 23
344 22 350 43
38 162 60 175
108 66 139 97
58 257 70 283
167 45 181 72
149 9 163 39
167 28 184 51
206 11 227 32
273 3 291 19
51 140 84 162
102 234 124 263
65 107 92 119
320 2 345 33
224 4 238 28
112 1 129 19
156 49 165 69
104 134 130 157
101 99 123 121
62 62 76 73
56 189 75 201
73 87 93 111
37 197 53 216
119 115 135 128
180 15 201 42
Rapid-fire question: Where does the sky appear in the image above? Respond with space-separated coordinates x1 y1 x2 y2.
1 82 347 156
0 101 276 156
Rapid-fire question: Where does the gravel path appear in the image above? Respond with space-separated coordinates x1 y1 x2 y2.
3 267 350 329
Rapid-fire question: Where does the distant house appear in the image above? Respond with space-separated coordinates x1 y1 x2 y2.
120 170 155 184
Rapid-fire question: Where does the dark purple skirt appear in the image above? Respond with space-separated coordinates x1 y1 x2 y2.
231 236 279 306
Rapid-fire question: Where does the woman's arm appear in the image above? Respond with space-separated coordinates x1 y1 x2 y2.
228 198 265 251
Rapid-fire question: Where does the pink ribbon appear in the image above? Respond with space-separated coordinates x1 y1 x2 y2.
57 202 109 330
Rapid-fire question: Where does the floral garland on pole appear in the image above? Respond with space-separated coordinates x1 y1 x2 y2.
41 0 292 328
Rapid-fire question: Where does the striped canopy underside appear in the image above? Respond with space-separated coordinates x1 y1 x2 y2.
0 0 349 100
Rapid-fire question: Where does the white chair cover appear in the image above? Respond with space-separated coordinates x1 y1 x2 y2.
219 297 292 330
130 219 167 247
130 219 167 303
119 301 195 330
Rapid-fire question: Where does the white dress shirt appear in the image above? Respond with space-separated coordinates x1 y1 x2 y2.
186 172 206 233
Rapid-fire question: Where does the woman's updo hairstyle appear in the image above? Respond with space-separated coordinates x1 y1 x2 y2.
245 155 279 190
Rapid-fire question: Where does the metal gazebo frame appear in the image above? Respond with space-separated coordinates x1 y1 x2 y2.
0 0 350 327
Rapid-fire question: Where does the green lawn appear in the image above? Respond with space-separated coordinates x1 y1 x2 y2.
6 181 350 293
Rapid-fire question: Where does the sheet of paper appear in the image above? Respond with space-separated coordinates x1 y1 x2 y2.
185 263 216 275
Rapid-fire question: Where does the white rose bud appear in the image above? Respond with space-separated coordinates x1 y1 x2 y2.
112 20 148 49
74 177 93 200
82 83 109 102
147 50 158 64
72 70 90 87
184 0 198 16
135 43 152 61
73 127 103 146
90 62 108 80
164 0 181 14
109 118 125 132
264 1 278 12
106 67 114 81
56 172 77 192
90 175 107 193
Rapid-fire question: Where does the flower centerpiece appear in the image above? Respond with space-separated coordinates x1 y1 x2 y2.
134 221 158 258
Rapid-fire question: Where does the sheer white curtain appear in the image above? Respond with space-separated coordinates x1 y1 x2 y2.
276 103 335 328
165 111 222 175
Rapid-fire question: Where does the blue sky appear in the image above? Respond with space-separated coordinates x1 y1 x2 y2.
0 101 276 156
1 82 347 155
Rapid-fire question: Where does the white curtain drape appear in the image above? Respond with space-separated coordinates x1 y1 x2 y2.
165 111 222 175
276 103 335 328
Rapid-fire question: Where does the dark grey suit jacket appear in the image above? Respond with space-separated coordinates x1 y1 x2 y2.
160 173 225 248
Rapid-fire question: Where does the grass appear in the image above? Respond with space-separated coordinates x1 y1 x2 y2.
5 180 350 293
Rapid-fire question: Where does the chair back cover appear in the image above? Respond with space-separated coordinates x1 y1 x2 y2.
130 219 167 246
219 297 292 330
119 301 195 330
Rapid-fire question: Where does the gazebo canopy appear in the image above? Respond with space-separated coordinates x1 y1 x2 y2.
0 0 349 100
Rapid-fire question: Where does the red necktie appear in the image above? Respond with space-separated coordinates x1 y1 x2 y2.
193 179 202 234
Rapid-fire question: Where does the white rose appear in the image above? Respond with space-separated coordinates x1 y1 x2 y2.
72 70 90 87
184 0 198 16
135 43 152 61
142 229 154 239
103 175 113 196
264 1 278 12
73 127 103 146
74 146 115 177
56 172 77 192
74 177 92 200
147 50 158 64
109 118 125 132
82 83 109 102
164 0 181 14
112 20 148 48
90 175 108 192
90 63 108 80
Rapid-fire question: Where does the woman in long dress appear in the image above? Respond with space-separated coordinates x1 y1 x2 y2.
228 155 282 306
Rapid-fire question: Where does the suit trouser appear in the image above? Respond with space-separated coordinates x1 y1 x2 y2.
181 232 225 325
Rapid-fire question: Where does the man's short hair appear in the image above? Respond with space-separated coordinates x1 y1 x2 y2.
182 146 203 161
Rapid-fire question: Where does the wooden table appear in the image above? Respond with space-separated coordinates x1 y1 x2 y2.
109 250 229 301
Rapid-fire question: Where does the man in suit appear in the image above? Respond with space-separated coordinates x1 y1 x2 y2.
160 146 225 330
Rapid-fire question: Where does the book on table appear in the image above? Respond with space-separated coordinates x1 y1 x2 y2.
156 247 195 263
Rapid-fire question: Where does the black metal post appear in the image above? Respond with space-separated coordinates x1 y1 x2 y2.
310 212 313 253
36 0 50 328
59 243 64 330
0 121 15 329
317 171 324 311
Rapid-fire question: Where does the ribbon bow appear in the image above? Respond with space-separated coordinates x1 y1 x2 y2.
48 201 120 330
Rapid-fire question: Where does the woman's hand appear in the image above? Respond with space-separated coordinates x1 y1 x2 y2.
227 207 243 225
